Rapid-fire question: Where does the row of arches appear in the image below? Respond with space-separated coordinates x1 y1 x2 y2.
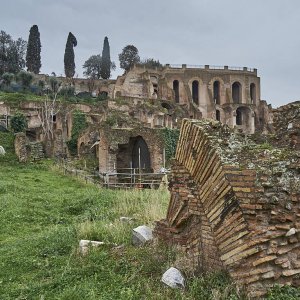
172 80 257 105
215 106 253 128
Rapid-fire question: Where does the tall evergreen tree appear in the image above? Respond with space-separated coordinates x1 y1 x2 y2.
26 25 41 74
0 30 26 75
64 32 77 78
100 36 111 79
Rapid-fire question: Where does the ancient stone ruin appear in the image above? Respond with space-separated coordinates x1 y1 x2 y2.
154 118 300 298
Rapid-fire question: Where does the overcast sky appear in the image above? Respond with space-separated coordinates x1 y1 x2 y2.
1 0 300 107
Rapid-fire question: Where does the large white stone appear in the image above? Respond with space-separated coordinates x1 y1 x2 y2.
161 267 185 289
132 225 153 246
79 239 105 255
0 146 5 155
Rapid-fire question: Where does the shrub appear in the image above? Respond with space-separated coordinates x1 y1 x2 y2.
10 112 28 133
59 86 75 97
16 70 33 90
1 72 15 86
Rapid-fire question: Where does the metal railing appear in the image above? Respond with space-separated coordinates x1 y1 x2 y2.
54 159 168 190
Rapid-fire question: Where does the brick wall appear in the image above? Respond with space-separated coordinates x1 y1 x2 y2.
154 119 300 298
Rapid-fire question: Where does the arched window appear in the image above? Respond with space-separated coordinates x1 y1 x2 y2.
216 110 220 121
192 80 199 105
236 108 243 125
250 83 256 103
173 80 179 103
232 82 241 104
213 81 220 104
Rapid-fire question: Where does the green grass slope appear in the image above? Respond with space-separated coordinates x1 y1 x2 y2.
0 131 299 299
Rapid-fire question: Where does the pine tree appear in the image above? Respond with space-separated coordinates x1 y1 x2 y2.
26 25 41 74
64 32 77 78
100 36 111 79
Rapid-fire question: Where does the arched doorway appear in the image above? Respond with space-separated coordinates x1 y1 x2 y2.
173 80 179 103
192 80 199 105
132 136 151 170
250 83 256 104
232 82 241 104
236 107 253 133
216 110 220 121
116 136 152 172
213 81 220 104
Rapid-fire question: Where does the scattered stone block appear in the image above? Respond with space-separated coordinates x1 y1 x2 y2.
0 146 5 155
79 239 105 256
161 267 185 289
120 216 134 223
132 225 153 246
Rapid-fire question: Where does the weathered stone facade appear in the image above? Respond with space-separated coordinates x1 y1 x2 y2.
154 119 300 298
97 125 165 173
112 64 272 134
14 132 44 162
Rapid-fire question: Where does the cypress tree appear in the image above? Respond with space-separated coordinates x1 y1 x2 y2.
64 32 77 78
26 25 42 74
100 36 111 79
26 25 41 74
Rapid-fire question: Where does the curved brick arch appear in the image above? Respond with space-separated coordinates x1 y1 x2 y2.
155 119 300 298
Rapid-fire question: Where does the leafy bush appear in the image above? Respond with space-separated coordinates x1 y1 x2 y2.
16 70 33 90
10 112 28 133
1 72 15 86
59 86 75 97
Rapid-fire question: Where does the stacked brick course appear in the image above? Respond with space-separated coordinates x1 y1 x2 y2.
154 119 300 298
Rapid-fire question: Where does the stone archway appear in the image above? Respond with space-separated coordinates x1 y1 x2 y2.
232 82 242 104
213 81 221 104
173 80 180 103
192 80 199 105
131 136 151 170
116 136 151 172
236 106 254 133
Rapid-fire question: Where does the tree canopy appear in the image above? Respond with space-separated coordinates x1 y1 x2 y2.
26 25 41 74
100 37 111 79
64 32 77 78
83 54 116 80
83 55 102 79
139 58 162 69
118 45 140 71
0 30 26 75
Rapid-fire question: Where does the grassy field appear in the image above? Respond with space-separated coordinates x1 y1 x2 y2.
0 132 299 299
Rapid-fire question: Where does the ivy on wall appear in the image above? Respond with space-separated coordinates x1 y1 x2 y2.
67 110 87 155
161 127 180 164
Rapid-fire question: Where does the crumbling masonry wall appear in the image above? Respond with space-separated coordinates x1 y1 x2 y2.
154 119 300 298
14 133 44 162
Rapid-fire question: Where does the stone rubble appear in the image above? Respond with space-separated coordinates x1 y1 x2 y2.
132 225 153 246
161 267 185 289
79 240 105 256
0 145 5 155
